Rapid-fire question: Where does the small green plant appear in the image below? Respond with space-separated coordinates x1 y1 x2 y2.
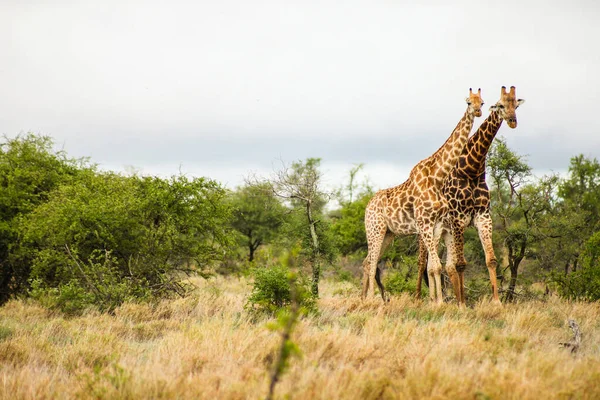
246 265 316 315
0 325 14 342
333 267 356 283
265 272 303 400
384 269 417 295
28 249 153 315
29 279 95 316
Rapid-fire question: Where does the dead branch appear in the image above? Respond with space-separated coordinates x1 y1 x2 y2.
559 319 582 353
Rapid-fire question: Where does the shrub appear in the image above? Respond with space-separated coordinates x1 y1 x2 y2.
246 265 316 315
383 256 418 296
29 279 95 316
384 270 417 295
18 171 232 311
553 232 600 301
335 268 356 283
0 133 86 304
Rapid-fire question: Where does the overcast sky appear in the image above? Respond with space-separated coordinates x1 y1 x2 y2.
1 0 599 191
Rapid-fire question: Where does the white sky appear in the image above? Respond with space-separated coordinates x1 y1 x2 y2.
1 0 599 191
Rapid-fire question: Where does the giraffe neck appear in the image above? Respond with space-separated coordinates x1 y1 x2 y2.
457 111 503 177
429 109 475 183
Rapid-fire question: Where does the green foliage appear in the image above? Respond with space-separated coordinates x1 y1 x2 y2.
332 266 356 283
331 193 372 256
0 325 13 342
487 138 556 300
554 232 600 301
28 250 152 314
383 256 418 295
17 169 232 311
559 155 600 223
330 164 373 257
229 183 286 262
29 279 95 316
294 210 337 265
246 265 316 315
539 155 600 275
269 158 336 296
385 270 416 295
264 273 303 400
0 133 87 303
266 309 303 371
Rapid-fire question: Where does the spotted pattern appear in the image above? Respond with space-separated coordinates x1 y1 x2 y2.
362 89 484 303
415 86 525 305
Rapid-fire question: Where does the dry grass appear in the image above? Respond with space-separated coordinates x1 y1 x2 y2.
1 277 600 400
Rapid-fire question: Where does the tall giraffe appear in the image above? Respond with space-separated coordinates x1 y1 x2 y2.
416 86 525 305
363 88 484 303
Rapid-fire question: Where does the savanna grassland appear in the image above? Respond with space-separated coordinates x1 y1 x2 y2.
1 277 599 400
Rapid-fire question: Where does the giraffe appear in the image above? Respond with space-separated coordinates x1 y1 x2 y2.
362 88 484 303
415 86 525 305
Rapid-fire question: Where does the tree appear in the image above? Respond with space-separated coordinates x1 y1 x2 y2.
0 134 86 304
262 158 334 296
488 138 557 301
229 183 286 262
555 155 600 273
330 164 373 257
557 231 600 301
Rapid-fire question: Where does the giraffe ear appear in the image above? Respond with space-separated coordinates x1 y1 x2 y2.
489 104 499 111
465 97 471 104
516 99 525 108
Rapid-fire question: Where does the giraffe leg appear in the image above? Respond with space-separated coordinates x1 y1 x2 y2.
375 267 386 302
449 221 467 305
361 254 371 299
421 223 444 305
416 236 428 299
442 229 462 306
474 211 501 304
375 233 394 302
362 223 387 299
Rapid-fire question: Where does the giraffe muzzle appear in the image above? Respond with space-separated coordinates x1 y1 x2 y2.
507 117 517 128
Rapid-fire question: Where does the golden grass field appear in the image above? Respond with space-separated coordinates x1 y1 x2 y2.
1 276 599 400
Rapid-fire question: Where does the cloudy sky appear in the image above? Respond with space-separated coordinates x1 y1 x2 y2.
1 0 599 191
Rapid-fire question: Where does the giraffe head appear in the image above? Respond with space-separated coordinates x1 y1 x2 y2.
466 88 484 118
489 86 525 128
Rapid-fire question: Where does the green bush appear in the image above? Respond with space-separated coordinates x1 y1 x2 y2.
0 134 85 304
384 270 417 295
383 256 418 296
554 232 600 301
334 268 356 283
246 265 316 315
17 171 232 311
330 193 371 257
29 279 95 316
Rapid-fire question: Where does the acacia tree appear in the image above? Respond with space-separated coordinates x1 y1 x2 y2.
488 138 557 301
230 183 286 262
261 158 334 296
